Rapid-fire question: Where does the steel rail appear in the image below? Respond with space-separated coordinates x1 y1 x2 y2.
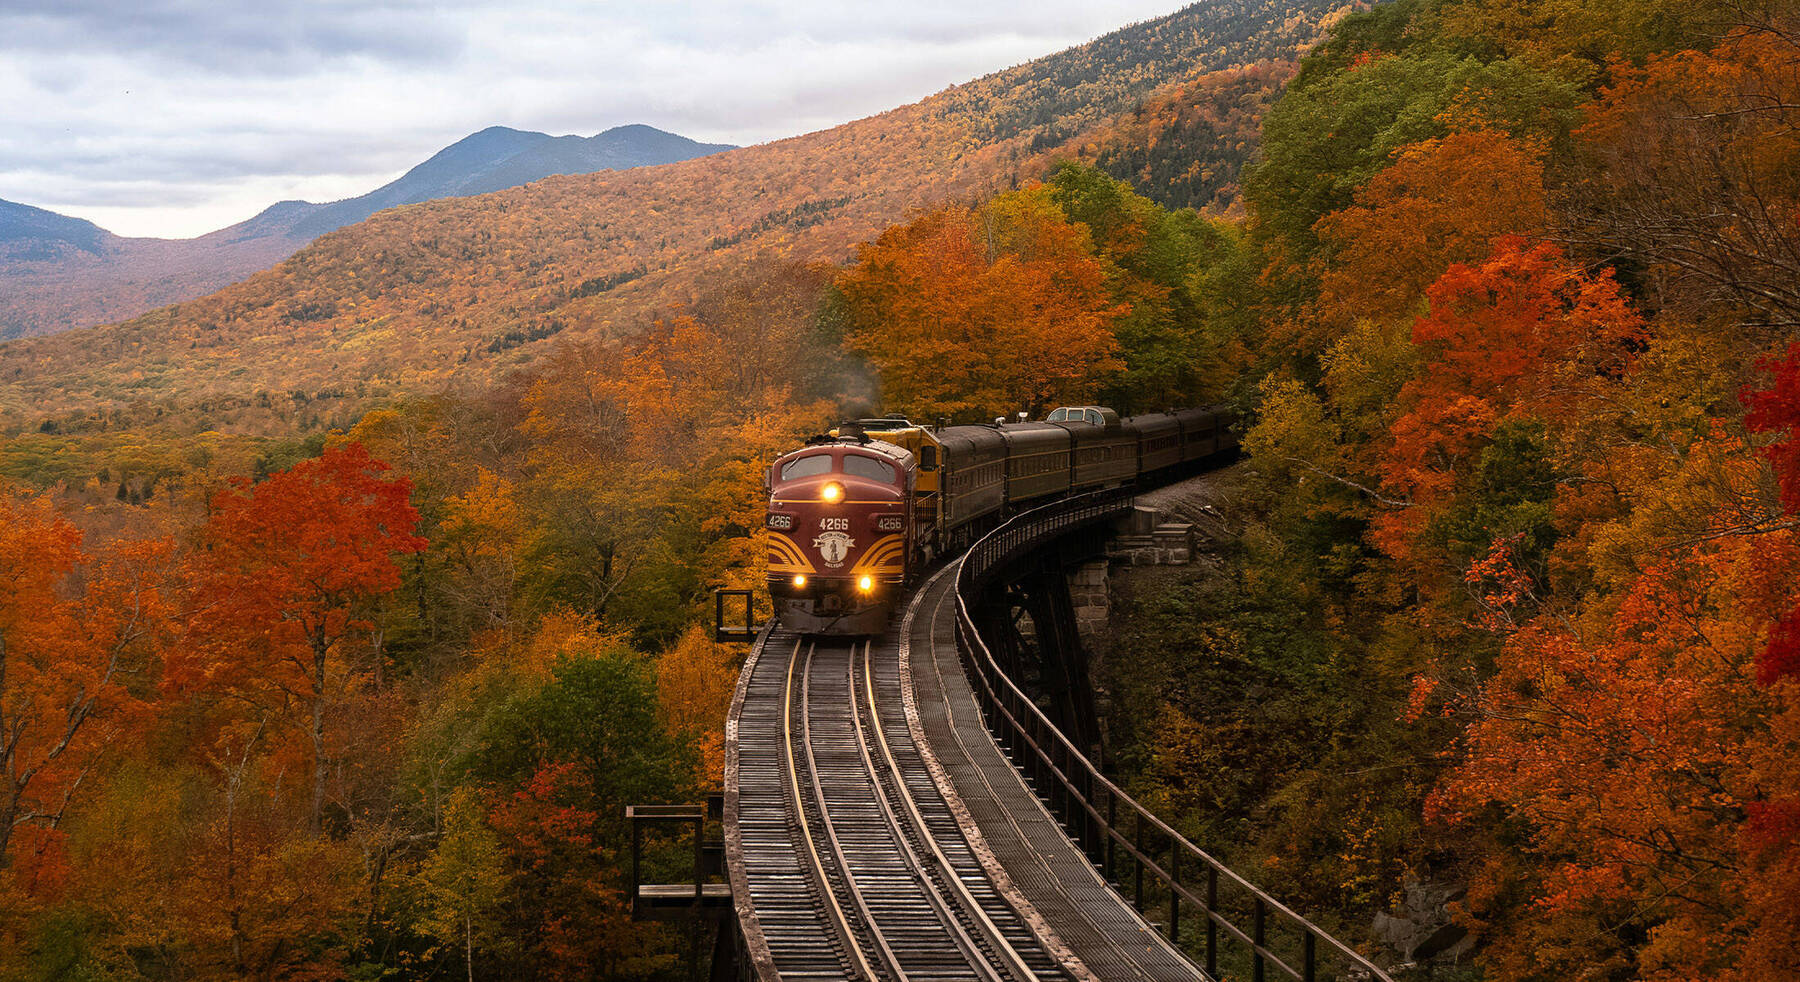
782 639 889 980
854 640 1041 982
843 642 1010 981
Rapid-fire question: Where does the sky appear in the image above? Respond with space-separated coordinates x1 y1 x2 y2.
0 0 1184 239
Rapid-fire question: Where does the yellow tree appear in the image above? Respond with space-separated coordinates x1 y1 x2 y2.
655 627 740 781
417 787 511 982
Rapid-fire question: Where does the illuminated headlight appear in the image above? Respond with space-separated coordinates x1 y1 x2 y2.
792 575 807 588
766 513 795 530
876 515 904 532
856 575 874 592
820 482 844 503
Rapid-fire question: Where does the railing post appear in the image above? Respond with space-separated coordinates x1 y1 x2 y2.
692 811 704 906
1051 737 1065 830
1169 843 1181 944
1304 931 1317 982
1105 790 1117 880
1206 866 1218 978
630 809 642 917
1076 763 1087 855
1029 702 1042 789
1134 814 1146 910
1253 896 1267 982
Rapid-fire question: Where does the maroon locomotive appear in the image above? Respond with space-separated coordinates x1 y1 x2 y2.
764 433 918 635
765 406 1237 636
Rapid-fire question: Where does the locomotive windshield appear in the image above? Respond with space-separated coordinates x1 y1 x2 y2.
779 450 899 484
842 454 897 483
780 454 832 481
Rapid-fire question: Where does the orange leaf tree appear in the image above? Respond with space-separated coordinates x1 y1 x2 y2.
1431 523 1800 978
1313 128 1550 329
837 188 1124 419
179 443 425 836
1373 236 1644 561
0 487 171 876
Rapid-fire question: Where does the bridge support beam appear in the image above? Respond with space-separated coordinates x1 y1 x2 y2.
969 551 1101 756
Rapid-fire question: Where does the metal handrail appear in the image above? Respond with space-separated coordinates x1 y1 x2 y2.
954 490 1394 982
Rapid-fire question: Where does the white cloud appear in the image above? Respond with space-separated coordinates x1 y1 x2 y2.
0 1 1182 238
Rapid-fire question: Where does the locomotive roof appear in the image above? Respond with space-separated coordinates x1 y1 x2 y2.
841 417 915 432
779 436 915 466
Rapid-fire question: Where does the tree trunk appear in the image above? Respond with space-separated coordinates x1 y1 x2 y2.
366 845 388 941
465 912 474 982
0 788 17 871
309 638 329 837
228 791 246 977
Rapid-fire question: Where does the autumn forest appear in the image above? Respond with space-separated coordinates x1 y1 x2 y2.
4 0 1800 979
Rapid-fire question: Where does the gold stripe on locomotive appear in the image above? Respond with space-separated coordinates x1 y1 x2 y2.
849 534 905 575
767 532 817 574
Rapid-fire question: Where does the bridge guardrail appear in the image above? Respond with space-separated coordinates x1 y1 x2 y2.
955 489 1395 982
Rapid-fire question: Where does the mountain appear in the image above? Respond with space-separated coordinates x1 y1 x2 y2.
0 0 1354 432
232 124 736 242
0 125 734 340
0 199 111 258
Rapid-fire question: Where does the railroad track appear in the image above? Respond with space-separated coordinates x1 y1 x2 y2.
735 631 1071 980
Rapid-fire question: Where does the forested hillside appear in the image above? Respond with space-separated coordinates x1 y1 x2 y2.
1094 0 1800 976
1082 59 1298 212
7 0 1794 977
0 0 1351 433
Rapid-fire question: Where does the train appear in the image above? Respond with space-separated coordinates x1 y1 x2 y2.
764 405 1238 635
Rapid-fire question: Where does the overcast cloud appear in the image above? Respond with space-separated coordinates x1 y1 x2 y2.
0 0 1183 238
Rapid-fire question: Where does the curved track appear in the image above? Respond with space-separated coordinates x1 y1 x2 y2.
733 631 1071 981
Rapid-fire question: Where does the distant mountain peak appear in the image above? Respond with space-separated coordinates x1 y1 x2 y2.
261 122 737 241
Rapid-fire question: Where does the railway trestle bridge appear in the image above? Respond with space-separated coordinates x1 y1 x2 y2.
638 482 1394 981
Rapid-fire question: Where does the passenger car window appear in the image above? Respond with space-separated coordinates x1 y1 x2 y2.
842 454 897 483
780 454 832 481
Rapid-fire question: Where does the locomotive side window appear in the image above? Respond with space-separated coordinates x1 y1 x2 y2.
842 454 897 483
781 454 832 481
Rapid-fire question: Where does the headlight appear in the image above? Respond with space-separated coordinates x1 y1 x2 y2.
856 575 873 592
766 513 795 530
820 482 843 503
876 514 904 531
792 575 807 588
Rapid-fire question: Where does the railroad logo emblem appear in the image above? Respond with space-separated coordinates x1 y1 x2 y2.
812 531 855 568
